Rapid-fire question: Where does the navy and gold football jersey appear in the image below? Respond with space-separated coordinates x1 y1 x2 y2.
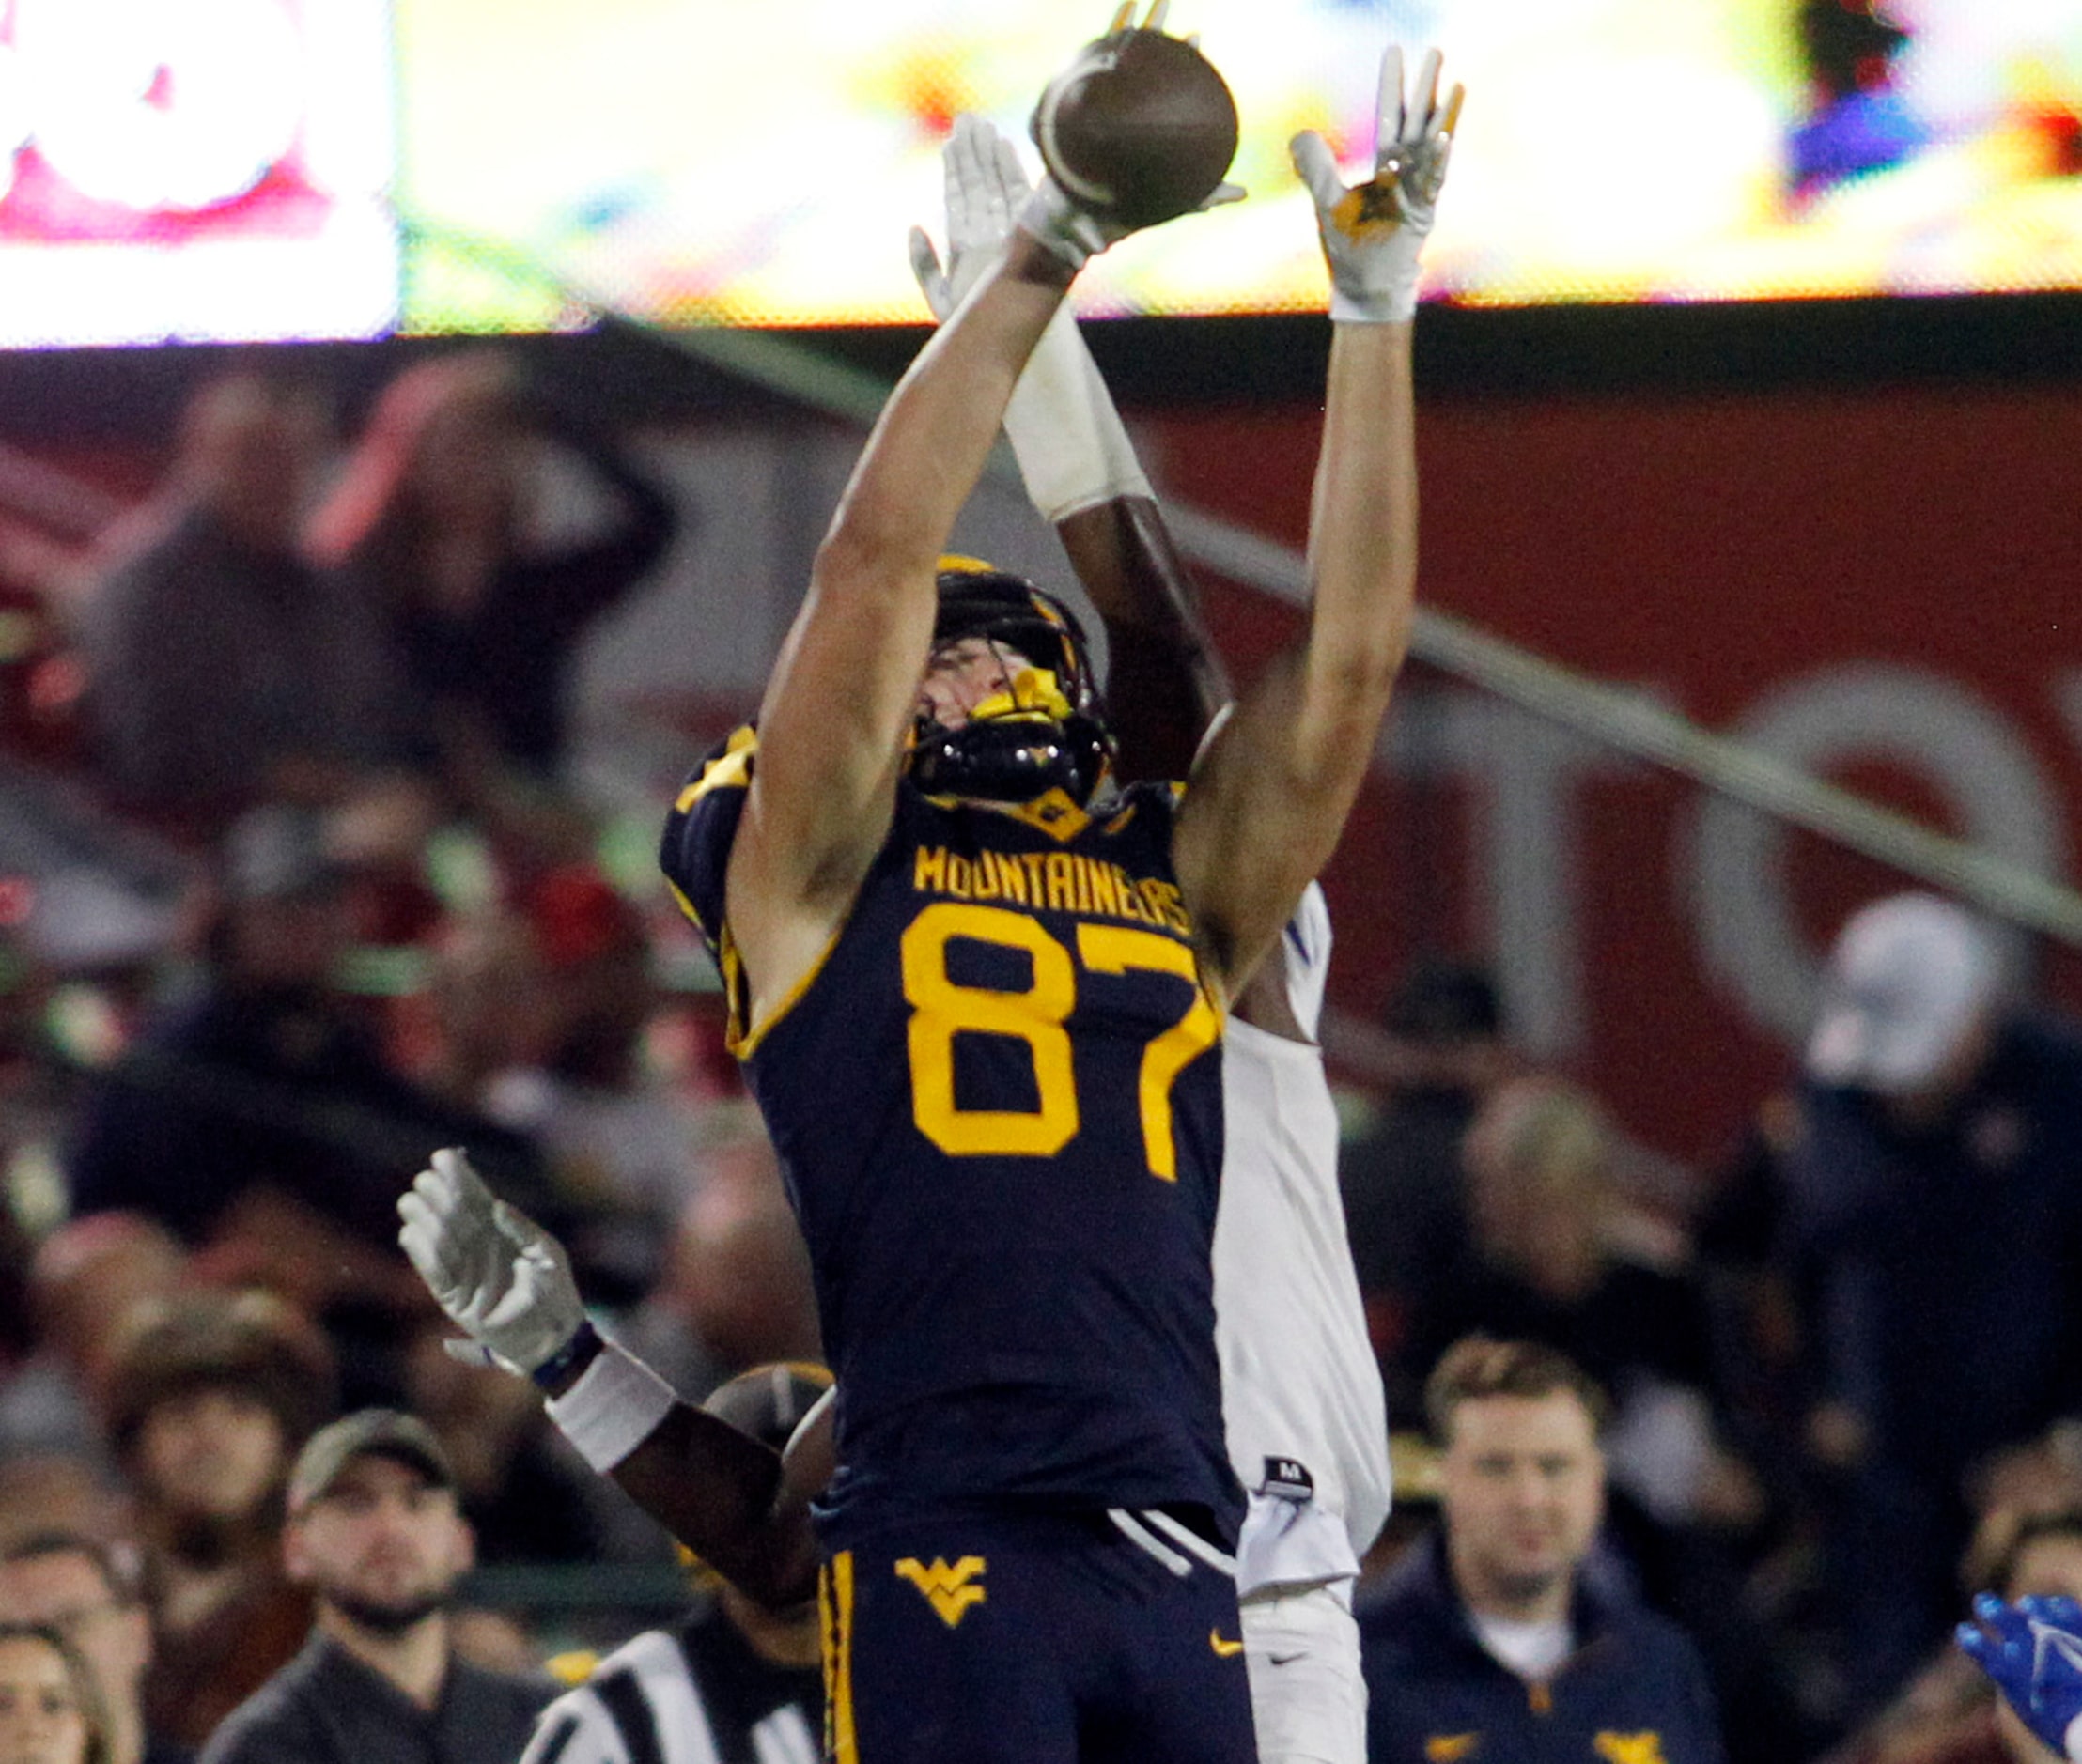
661 726 1239 1546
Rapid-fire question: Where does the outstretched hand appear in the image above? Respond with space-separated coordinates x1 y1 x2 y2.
1958 1592 2082 1760
1290 45 1463 323
396 1147 586 1376
908 112 1156 524
1018 1 1244 273
909 114 1033 321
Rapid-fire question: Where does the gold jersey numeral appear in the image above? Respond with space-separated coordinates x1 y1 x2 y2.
902 904 1079 1157
1074 923 1219 1181
899 901 1216 1179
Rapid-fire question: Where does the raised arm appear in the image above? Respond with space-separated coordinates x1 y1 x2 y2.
724 229 1080 1023
907 114 1365 1039
728 18 1246 1019
909 112 1230 782
1173 46 1460 1001
397 1149 825 1606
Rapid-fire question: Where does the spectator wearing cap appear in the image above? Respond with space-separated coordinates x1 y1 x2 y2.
0 1531 188 1764
101 1290 336 1750
199 1409 553 1764
519 1364 828 1764
1785 892 2082 1719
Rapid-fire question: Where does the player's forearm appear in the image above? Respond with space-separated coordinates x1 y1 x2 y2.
1171 324 1419 995
1057 496 1229 780
1301 321 1418 709
1058 497 1222 672
1173 649 1361 990
606 1403 822 1609
823 236 1075 597
744 237 1079 898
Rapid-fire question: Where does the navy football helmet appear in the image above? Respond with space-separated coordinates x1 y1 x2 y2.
909 557 1114 806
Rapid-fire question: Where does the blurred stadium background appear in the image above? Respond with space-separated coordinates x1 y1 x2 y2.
0 0 2080 1715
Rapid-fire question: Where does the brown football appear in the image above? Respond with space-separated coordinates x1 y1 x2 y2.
1030 30 1239 230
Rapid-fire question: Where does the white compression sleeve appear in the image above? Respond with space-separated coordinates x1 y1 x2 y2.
1001 305 1151 522
544 1338 677 1473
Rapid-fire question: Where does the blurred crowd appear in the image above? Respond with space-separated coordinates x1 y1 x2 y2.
0 357 2077 1763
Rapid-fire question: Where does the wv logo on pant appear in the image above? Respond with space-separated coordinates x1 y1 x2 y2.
894 1556 987 1628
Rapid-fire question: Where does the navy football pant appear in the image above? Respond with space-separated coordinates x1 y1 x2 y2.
817 1508 1257 1763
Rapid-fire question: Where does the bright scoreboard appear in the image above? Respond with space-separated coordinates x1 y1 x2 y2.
2 0 2079 345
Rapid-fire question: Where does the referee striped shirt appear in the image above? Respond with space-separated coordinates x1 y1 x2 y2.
520 1601 820 1764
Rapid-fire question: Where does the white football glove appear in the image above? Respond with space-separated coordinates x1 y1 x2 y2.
910 113 1030 322
909 114 1152 521
1291 45 1463 323
396 1147 585 1376
1016 176 1141 275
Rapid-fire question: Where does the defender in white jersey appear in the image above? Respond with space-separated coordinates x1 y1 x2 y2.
1218 889 1392 1764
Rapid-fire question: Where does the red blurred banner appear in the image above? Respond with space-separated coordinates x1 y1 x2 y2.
1144 381 2082 1171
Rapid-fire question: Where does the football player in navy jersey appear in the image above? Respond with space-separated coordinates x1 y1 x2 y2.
399 22 1457 1762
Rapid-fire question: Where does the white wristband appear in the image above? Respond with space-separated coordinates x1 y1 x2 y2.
1330 287 1417 324
2064 1710 2082 1762
1002 307 1151 523
545 1338 677 1473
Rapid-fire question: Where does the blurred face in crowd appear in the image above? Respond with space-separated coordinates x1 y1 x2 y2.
410 386 522 562
0 1554 146 1757
134 1387 287 1524
0 1633 92 1764
660 1159 820 1372
427 911 556 1085
1463 1082 1612 1302
183 377 323 557
30 1218 187 1400
1439 1389 1606 1620
284 1455 473 1636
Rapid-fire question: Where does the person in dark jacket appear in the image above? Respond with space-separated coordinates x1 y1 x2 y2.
1359 1336 1726 1763
1787 893 2082 1717
76 373 412 841
304 350 676 787
198 1409 552 1764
